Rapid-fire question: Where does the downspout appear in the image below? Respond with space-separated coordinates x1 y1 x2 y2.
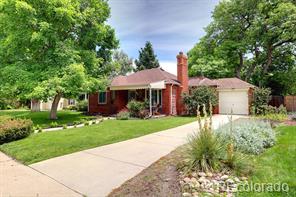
170 84 173 115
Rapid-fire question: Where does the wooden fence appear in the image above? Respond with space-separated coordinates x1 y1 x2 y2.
284 96 296 112
269 96 284 108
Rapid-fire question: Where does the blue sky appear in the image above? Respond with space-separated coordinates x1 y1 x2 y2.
108 0 220 74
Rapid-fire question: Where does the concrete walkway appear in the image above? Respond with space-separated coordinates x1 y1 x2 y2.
29 115 241 197
0 152 81 197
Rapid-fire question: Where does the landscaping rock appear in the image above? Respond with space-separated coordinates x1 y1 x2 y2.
182 192 192 197
241 176 248 181
180 171 241 197
226 178 234 184
184 177 191 183
198 172 206 177
221 175 229 180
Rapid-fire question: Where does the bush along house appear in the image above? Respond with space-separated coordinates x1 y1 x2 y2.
88 52 255 116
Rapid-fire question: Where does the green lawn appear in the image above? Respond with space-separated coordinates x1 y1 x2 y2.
0 110 94 128
239 126 296 196
0 116 195 164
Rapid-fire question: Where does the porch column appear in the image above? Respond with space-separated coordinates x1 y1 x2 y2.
149 87 152 116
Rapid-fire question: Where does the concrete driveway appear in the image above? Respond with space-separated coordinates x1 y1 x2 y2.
0 152 81 197
30 115 241 197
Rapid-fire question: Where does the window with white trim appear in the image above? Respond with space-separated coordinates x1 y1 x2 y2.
98 92 107 104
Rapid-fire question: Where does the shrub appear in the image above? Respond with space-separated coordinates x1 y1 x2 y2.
127 100 146 118
50 122 58 128
76 100 88 112
116 111 130 120
0 115 13 124
65 105 77 111
260 113 288 122
252 87 271 115
138 109 149 119
215 119 275 155
84 120 89 126
62 124 67 129
184 105 225 172
0 119 33 144
183 86 218 115
278 104 287 114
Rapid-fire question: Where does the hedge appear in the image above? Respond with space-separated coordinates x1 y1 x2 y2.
0 118 33 144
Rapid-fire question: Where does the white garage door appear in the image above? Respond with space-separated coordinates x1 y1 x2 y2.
219 90 249 115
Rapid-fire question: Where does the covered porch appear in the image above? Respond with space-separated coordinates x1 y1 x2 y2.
110 81 167 116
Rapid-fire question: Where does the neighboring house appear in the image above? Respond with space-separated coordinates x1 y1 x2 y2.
88 52 255 116
31 98 69 112
31 93 88 111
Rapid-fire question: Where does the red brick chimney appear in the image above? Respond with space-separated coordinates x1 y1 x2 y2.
177 51 188 93
176 52 188 115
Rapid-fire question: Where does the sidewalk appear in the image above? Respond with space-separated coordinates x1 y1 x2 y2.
30 115 241 197
0 152 81 197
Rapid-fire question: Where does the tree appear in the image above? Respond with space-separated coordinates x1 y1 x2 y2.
110 50 133 76
135 41 160 71
182 86 218 115
188 0 296 94
0 0 118 119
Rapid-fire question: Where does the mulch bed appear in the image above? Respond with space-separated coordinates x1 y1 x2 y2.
108 147 185 197
284 120 296 126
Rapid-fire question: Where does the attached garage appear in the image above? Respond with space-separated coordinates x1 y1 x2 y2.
214 78 255 115
218 89 249 115
189 77 255 115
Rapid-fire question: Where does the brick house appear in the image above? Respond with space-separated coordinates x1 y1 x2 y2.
88 52 255 116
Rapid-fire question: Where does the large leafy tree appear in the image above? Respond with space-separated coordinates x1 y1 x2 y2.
109 50 133 76
188 0 296 94
0 0 118 119
135 41 160 71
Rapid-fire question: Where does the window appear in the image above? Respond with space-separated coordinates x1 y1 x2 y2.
147 89 162 107
128 90 136 101
98 92 107 104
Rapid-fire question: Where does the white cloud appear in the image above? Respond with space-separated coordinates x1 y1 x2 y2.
159 61 177 75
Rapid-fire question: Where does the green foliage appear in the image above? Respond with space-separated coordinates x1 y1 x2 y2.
216 119 276 155
188 0 296 94
76 100 88 112
109 50 133 76
127 100 146 118
187 125 224 172
50 122 58 128
116 111 130 120
185 106 221 172
0 118 33 144
0 110 92 128
0 0 118 118
239 126 296 196
258 113 288 122
252 87 271 115
84 120 89 126
183 86 218 115
62 124 67 129
135 41 160 71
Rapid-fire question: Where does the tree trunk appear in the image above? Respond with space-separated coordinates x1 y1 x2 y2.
50 93 62 120
235 53 244 79
263 44 273 74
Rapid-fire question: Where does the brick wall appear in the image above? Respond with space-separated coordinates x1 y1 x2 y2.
88 90 128 115
162 84 171 115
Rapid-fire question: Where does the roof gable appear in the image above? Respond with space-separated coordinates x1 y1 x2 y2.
189 76 217 87
111 68 180 87
213 78 255 89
